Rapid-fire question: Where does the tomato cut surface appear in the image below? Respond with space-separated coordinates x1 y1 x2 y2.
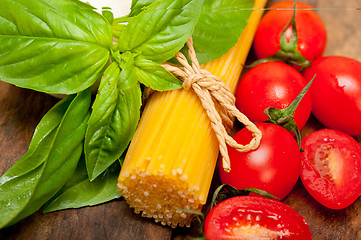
204 196 312 240
301 129 361 209
220 123 301 200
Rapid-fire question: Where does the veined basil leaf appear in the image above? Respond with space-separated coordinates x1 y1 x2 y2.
0 89 91 228
134 55 182 91
85 62 141 181
43 156 121 212
0 0 112 94
128 0 254 64
192 0 254 63
118 0 204 63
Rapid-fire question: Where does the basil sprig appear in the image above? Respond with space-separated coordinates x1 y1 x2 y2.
0 0 203 227
85 62 142 180
0 0 254 227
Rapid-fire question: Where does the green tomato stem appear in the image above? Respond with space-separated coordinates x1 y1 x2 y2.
264 75 315 150
248 2 312 70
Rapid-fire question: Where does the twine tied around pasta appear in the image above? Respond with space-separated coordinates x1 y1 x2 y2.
162 37 262 172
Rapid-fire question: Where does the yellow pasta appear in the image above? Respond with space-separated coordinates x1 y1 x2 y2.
117 0 267 228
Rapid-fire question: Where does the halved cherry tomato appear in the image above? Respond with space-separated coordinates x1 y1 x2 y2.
301 129 361 209
220 123 301 200
253 1 327 62
303 56 361 136
204 196 312 240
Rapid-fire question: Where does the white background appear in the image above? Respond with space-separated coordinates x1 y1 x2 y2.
82 0 132 18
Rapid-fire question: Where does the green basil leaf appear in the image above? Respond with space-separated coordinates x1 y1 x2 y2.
43 155 121 212
0 96 73 228
118 0 204 63
134 56 182 91
0 0 112 94
0 98 72 183
129 0 156 17
0 89 91 228
117 51 138 90
111 24 127 40
102 8 115 24
85 62 141 181
192 0 254 63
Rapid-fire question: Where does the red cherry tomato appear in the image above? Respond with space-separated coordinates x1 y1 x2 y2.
303 56 361 136
220 123 301 200
204 196 312 240
253 1 327 62
300 129 361 209
235 61 312 130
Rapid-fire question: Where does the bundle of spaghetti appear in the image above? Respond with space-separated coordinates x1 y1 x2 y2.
117 0 267 228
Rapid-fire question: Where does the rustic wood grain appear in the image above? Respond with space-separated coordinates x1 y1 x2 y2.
0 199 172 240
1 0 361 239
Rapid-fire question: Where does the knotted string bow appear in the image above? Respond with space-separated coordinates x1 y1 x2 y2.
162 37 262 172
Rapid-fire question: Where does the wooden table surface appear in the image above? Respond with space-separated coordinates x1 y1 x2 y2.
1 0 360 239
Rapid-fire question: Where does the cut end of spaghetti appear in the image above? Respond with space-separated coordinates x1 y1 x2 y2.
117 169 203 228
